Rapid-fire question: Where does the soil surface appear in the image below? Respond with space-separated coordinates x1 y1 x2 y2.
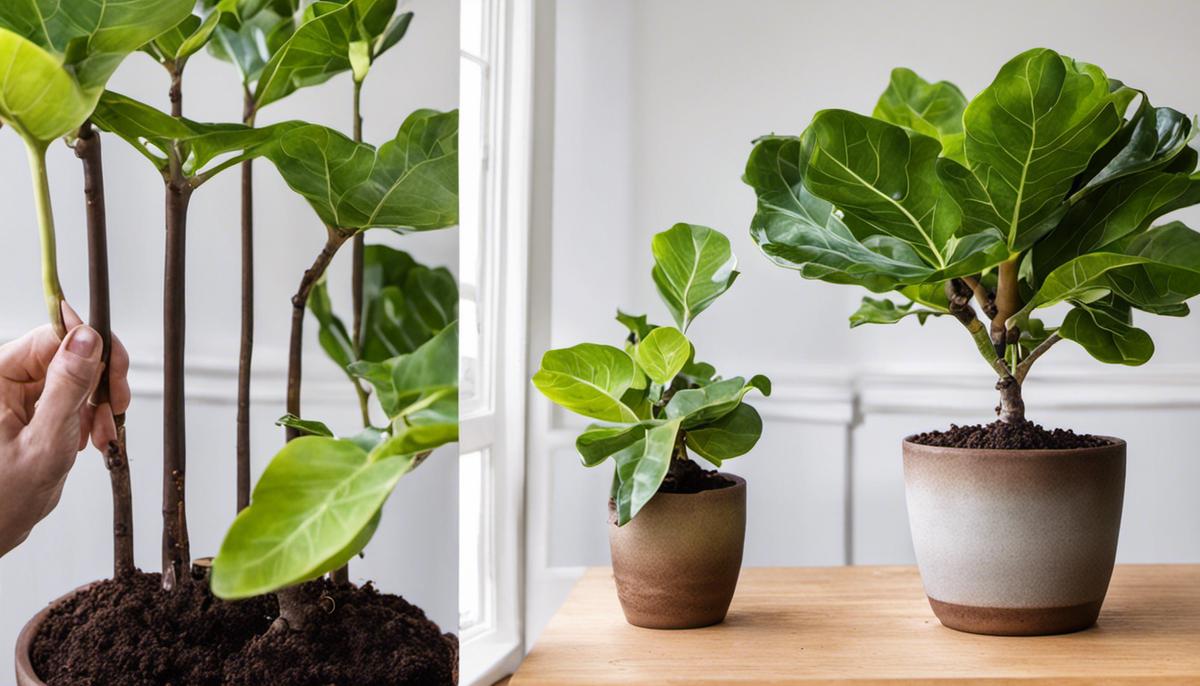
909 420 1112 450
659 458 735 494
30 571 456 686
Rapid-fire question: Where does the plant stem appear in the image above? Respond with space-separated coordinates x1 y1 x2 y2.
236 90 257 513
27 143 66 337
947 279 1025 422
991 258 1022 357
1015 333 1062 384
76 122 134 578
962 275 997 320
286 230 350 441
162 63 192 591
334 80 369 586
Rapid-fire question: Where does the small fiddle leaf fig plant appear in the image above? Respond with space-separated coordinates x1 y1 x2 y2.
744 47 1200 422
533 224 770 525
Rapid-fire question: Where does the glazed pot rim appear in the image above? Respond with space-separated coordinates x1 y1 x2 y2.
15 580 101 686
902 435 1125 457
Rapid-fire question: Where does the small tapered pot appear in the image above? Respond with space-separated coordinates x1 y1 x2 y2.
15 582 97 685
608 473 746 629
903 437 1125 636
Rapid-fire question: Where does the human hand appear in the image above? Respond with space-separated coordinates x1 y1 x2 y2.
0 310 130 556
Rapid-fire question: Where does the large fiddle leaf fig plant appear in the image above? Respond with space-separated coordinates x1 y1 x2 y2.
744 47 1200 422
533 224 770 525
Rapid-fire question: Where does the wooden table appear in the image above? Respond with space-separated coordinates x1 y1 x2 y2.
511 565 1200 685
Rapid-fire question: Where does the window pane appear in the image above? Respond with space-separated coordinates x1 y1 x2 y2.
458 448 490 632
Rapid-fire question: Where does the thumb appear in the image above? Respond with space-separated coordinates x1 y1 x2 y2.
32 326 104 436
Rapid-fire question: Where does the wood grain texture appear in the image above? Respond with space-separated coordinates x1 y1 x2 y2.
511 565 1200 685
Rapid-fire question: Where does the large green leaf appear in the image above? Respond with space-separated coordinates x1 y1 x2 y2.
211 437 419 599
745 136 936 291
532 344 639 423
633 326 690 385
960 48 1122 252
664 376 762 428
873 67 967 163
91 90 279 176
0 0 193 142
261 108 458 231
1060 298 1154 365
650 223 738 330
1075 89 1195 195
210 1 298 88
363 262 458 360
389 321 458 413
612 419 681 525
685 403 763 467
253 0 413 109
576 423 644 468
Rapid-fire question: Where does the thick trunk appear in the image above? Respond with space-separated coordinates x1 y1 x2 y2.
996 375 1026 424
236 91 256 513
285 233 348 441
162 176 193 591
76 122 134 578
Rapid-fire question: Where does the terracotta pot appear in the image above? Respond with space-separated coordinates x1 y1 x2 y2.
15 582 97 686
903 437 1125 636
608 473 746 629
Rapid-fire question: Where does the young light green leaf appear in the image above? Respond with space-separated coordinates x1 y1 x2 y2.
612 419 681 525
615 310 656 342
664 377 763 428
0 31 96 143
261 109 458 231
211 437 419 599
873 67 967 163
370 422 457 462
850 296 944 328
576 423 645 467
532 344 639 423
961 48 1122 251
685 403 764 466
275 413 334 437
651 223 739 330
633 326 691 385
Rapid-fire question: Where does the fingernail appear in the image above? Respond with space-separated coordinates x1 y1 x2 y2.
67 327 99 358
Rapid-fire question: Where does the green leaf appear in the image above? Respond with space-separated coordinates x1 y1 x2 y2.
275 414 334 437
576 423 644 468
210 4 297 88
390 321 458 413
960 48 1122 251
1060 298 1154 365
745 136 936 292
349 358 398 416
91 90 279 176
308 275 356 376
370 421 457 462
612 419 681 525
261 109 458 231
850 296 944 328
650 223 739 330
633 326 690 385
748 374 772 397
211 437 419 599
0 30 96 143
685 404 763 466
873 67 967 163
532 344 639 423
664 377 763 428
615 310 656 342
1076 89 1195 194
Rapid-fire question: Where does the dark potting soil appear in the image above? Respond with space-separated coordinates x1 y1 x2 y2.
909 419 1112 450
659 458 735 494
30 571 456 686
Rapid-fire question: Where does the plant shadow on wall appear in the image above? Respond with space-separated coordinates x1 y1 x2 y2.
2 2 459 685
533 224 771 630
743 47 1200 636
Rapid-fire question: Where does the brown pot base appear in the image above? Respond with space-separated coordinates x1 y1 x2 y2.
928 597 1103 636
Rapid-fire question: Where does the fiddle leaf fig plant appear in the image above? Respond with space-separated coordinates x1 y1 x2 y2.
744 47 1200 423
533 224 770 525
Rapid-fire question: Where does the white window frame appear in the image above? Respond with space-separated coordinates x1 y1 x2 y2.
459 0 535 682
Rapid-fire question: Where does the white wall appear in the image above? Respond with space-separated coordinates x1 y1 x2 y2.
530 0 1200 641
0 0 459 675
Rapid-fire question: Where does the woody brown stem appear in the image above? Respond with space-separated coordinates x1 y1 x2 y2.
991 258 1022 357
947 279 1023 422
77 122 136 578
962 275 997 320
236 90 256 513
286 230 350 441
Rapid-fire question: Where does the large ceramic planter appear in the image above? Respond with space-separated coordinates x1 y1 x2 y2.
608 473 746 629
903 437 1126 636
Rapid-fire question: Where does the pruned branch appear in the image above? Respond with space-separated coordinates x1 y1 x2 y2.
962 275 997 320
946 279 1013 379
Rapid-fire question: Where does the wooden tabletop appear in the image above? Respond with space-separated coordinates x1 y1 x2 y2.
511 565 1200 685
